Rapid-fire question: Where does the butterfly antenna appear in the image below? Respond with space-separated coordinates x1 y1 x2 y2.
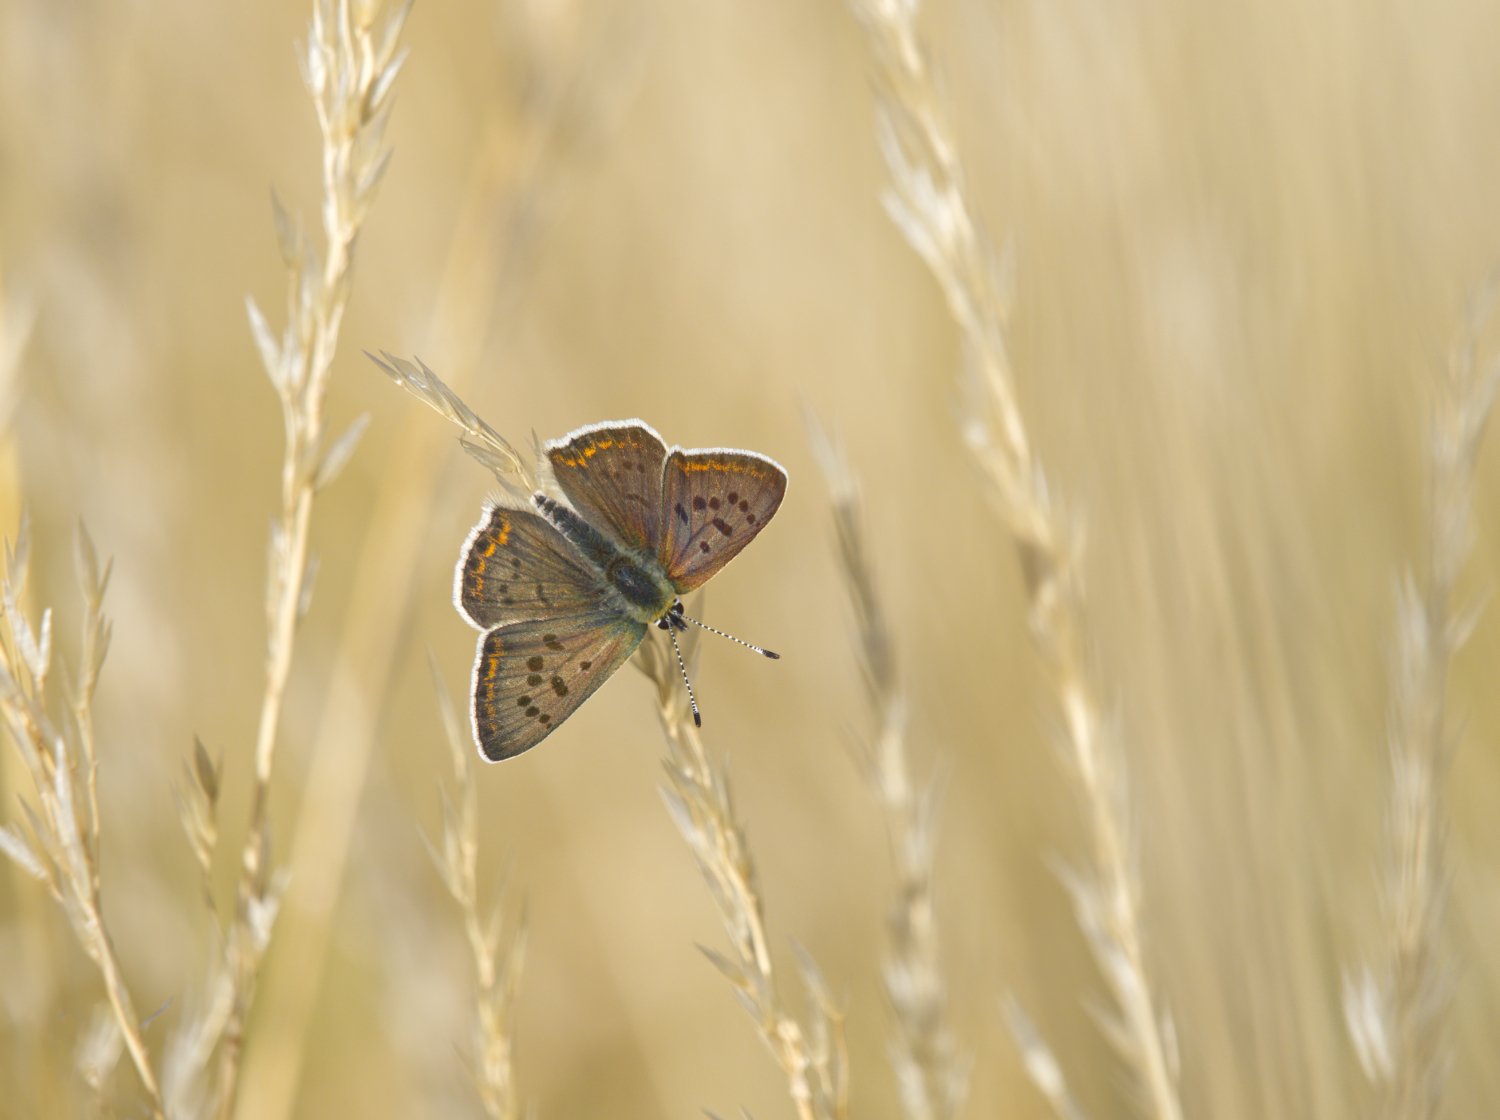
666 623 703 727
678 611 780 659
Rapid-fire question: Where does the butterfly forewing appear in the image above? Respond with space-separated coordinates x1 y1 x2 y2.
455 503 605 629
545 421 669 552
660 449 787 592
471 612 648 760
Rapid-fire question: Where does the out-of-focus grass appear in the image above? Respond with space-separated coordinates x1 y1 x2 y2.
3 0 1500 1118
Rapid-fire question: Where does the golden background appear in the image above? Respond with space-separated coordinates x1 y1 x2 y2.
3 0 1500 1116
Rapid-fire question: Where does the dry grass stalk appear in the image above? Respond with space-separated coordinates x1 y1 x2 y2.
1000 998 1088 1120
846 3 1183 1118
174 736 222 913
809 417 966 1120
1342 291 1500 1120
426 654 527 1120
161 738 236 1120
0 514 167 1118
635 632 848 1120
238 12 628 1106
213 0 410 1114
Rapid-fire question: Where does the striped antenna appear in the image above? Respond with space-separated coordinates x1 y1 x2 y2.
678 607 779 659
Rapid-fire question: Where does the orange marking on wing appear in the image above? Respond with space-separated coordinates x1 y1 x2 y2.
683 458 768 474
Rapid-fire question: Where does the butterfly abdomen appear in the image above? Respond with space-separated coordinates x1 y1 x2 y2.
534 493 613 560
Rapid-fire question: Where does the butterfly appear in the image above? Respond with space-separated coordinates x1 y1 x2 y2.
454 420 787 760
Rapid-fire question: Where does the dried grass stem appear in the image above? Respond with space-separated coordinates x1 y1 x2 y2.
426 655 526 1120
1344 289 1500 1120
847 2 1182 1117
0 518 165 1117
635 635 848 1120
810 418 966 1120
217 1 409 1114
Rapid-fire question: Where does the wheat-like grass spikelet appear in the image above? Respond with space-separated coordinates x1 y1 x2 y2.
209 1 409 1115
808 415 967 1120
1000 997 1088 1120
1342 288 1500 1120
237 7 626 1098
245 23 625 1070
635 631 848 1120
0 514 167 1117
426 653 528 1120
160 738 232 1120
846 4 1183 1118
368 351 539 493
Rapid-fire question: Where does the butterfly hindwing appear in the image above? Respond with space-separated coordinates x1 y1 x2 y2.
471 611 648 760
455 502 605 630
660 448 787 592
544 421 669 553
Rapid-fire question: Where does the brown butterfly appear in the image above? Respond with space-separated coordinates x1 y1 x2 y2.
455 420 786 760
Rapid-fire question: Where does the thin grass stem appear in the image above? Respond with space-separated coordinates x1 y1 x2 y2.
0 517 165 1119
846 3 1183 1117
1343 286 1500 1120
216 2 409 1115
635 632 847 1120
426 653 527 1120
809 414 967 1120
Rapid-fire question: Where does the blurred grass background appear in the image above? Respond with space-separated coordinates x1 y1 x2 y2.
4 0 1500 1117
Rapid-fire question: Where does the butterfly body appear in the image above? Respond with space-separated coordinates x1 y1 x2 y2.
532 493 678 625
455 420 786 761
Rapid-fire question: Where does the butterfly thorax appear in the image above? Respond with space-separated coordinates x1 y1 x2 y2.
534 493 677 624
